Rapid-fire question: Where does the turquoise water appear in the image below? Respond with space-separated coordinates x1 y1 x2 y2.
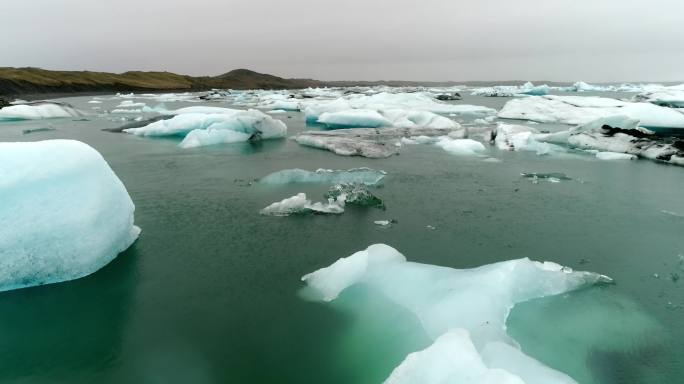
0 93 683 383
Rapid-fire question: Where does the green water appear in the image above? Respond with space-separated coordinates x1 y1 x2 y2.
0 94 682 383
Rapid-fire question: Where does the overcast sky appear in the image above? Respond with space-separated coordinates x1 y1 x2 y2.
3 0 683 82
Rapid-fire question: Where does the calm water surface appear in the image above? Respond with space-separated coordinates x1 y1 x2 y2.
0 93 682 383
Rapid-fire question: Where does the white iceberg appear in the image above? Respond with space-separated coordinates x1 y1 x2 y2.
0 102 82 121
498 96 684 129
318 109 391 128
434 137 486 156
295 126 464 158
302 244 612 384
123 109 287 148
317 108 461 130
0 140 140 292
635 87 684 108
260 168 386 186
595 152 637 160
260 193 345 216
494 124 566 155
304 98 352 122
179 129 252 149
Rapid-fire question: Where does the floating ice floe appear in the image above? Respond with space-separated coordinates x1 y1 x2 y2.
498 96 684 129
316 109 461 130
595 151 637 160
0 101 82 121
295 126 464 158
325 183 384 209
260 168 386 186
302 244 612 384
110 100 147 114
529 115 684 166
260 193 345 216
123 109 287 148
434 137 487 156
634 86 684 108
0 140 140 292
470 82 550 97
493 124 567 155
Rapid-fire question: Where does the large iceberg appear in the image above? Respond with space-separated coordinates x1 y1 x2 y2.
260 168 386 186
303 93 495 124
123 109 287 148
0 101 82 121
498 96 684 129
317 109 461 129
302 244 612 383
0 140 140 292
493 124 567 155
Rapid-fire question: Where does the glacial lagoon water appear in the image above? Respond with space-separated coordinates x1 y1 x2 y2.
0 92 683 383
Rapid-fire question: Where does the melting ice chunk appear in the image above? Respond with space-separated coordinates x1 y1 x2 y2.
301 244 613 383
0 140 140 292
0 101 83 121
123 110 286 148
260 193 345 216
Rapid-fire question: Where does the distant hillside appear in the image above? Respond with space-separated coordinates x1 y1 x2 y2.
0 67 322 97
1 67 599 98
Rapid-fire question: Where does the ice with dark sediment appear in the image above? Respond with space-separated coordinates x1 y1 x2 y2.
530 115 684 166
294 126 465 158
260 193 346 216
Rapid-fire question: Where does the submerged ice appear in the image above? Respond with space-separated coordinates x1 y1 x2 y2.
260 168 386 186
302 244 612 384
0 140 140 292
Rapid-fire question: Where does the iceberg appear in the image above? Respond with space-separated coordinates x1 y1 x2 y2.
434 137 486 156
470 82 549 97
123 110 287 147
318 109 391 128
304 98 352 122
179 129 252 149
316 108 461 130
493 124 566 155
498 96 684 129
295 126 464 158
302 244 612 384
0 101 82 121
325 183 384 209
0 140 140 292
595 152 637 160
260 193 345 216
260 168 386 186
531 116 684 166
634 88 684 108
344 92 496 115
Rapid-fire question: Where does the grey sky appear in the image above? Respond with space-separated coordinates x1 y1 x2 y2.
3 0 684 82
